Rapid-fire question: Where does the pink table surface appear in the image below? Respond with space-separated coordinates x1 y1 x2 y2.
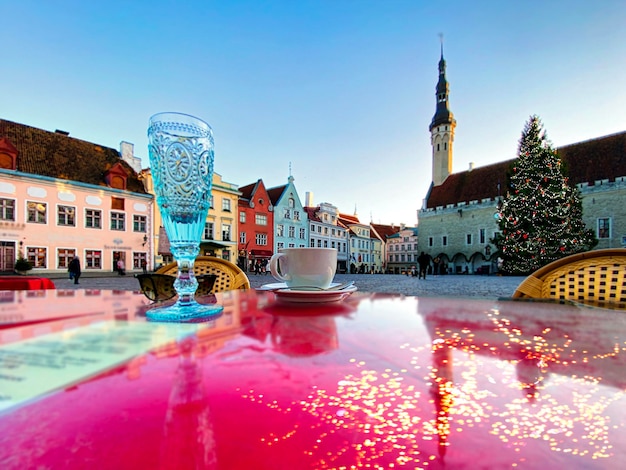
1 289 626 469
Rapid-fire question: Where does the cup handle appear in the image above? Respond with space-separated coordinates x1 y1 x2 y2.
269 253 290 282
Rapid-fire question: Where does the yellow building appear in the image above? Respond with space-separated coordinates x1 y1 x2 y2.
141 170 240 268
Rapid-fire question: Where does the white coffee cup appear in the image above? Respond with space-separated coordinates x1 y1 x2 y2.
269 248 337 289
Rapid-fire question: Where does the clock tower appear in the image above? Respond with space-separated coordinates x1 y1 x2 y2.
429 42 456 186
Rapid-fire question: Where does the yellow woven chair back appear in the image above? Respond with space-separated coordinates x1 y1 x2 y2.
156 256 250 293
512 248 626 309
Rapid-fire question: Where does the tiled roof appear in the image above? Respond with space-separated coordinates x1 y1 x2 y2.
267 184 287 205
370 223 401 240
426 131 626 209
303 206 321 222
338 213 361 225
0 118 147 194
238 181 258 201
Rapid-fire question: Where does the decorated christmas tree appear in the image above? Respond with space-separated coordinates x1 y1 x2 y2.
494 116 597 275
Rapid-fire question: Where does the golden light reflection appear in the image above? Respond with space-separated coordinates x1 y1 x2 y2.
241 306 626 467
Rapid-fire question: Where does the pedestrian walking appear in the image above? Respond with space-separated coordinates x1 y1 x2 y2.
117 258 126 276
68 256 81 285
417 252 430 280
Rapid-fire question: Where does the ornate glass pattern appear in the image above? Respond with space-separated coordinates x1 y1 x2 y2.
146 112 223 321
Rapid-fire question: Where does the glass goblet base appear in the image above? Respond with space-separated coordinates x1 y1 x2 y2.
146 300 224 323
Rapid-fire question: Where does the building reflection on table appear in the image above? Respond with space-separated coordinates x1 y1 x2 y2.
1 288 625 469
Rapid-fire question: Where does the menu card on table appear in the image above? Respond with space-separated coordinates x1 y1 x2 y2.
0 320 200 412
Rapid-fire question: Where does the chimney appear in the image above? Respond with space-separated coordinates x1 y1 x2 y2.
469 162 475 171
305 191 314 207
55 129 69 136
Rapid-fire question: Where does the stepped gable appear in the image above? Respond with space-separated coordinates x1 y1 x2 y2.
0 118 147 194
426 130 626 209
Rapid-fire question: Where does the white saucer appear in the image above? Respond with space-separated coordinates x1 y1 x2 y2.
273 285 358 303
258 282 344 292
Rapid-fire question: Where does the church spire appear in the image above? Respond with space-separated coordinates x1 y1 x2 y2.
429 36 457 186
430 35 455 131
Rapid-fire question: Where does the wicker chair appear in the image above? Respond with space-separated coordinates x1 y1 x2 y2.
136 273 218 301
156 256 250 293
512 248 626 309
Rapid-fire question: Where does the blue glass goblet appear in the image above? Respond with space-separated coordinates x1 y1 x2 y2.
146 112 224 321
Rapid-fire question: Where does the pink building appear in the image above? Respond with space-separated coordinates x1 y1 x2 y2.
0 119 153 274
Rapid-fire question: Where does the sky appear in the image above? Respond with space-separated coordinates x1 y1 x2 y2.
2 0 626 226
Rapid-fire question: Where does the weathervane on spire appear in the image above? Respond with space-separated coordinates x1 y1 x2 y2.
439 33 444 57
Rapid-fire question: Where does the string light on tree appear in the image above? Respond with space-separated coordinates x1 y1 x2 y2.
493 115 597 275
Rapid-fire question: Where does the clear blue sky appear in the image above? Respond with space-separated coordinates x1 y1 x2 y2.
3 0 625 226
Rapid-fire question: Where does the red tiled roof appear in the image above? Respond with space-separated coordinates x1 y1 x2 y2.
0 118 147 193
370 223 401 240
303 206 321 222
426 131 626 209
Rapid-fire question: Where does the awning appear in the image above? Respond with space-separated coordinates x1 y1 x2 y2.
250 250 273 258
201 240 231 249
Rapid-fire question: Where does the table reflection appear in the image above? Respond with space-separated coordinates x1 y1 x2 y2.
0 290 625 469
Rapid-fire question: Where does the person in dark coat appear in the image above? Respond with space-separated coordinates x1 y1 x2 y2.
68 256 81 285
417 252 430 280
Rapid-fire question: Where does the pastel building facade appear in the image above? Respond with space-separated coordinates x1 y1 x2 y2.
0 119 152 273
268 175 308 252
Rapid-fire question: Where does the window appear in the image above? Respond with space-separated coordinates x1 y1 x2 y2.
428 237 433 247
442 236 448 246
240 211 246 223
466 234 472 245
277 242 284 250
293 210 300 221
288 226 295 238
57 205 76 226
255 214 267 225
288 197 295 208
222 198 231 212
85 209 102 229
310 239 315 247
317 240 322 247
299 228 306 239
209 195 214 208
133 215 147 232
479 228 486 244
204 222 214 239
240 232 246 244
256 233 267 245
0 198 15 221
27 201 47 224
57 248 76 269
284 208 291 219
133 252 147 269
598 218 611 239
85 250 102 269
276 224 284 237
111 197 125 210
27 247 47 268
111 212 125 231
323 240 328 248
222 224 231 241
